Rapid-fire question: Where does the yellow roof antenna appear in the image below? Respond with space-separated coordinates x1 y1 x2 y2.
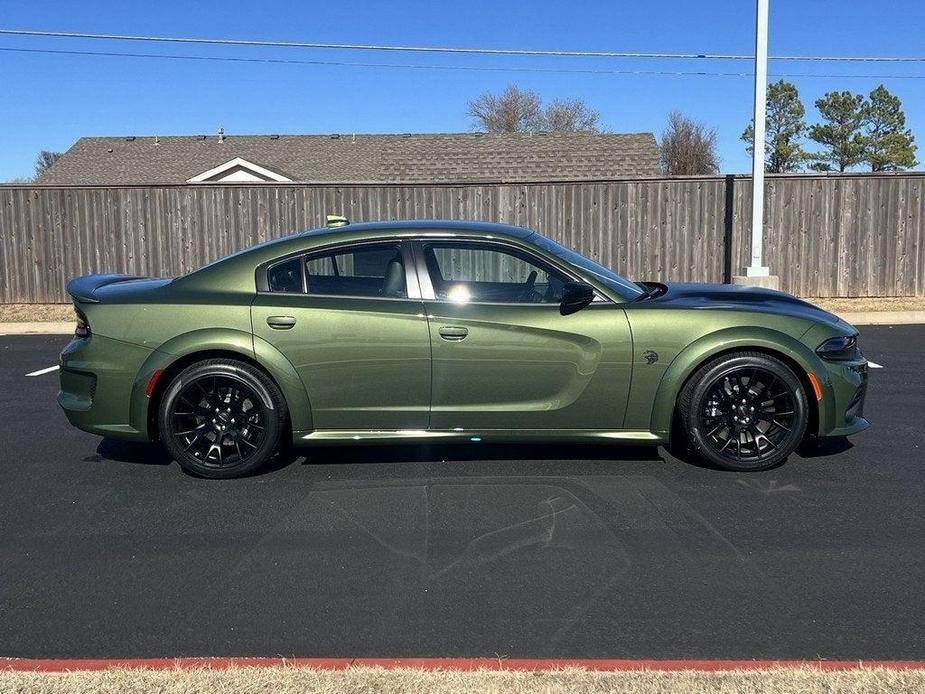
326 214 349 228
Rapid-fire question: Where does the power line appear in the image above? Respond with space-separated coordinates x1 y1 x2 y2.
3 46 924 79
1 28 925 63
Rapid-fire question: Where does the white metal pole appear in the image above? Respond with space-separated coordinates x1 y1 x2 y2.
747 0 770 277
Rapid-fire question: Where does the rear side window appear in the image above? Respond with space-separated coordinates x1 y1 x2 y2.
267 258 303 293
305 243 407 298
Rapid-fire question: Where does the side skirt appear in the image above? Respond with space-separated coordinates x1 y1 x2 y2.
291 429 665 446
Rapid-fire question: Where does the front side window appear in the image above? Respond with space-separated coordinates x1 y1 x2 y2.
423 242 569 304
529 232 643 300
305 243 407 298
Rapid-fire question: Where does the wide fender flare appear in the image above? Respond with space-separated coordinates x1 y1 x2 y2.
649 326 831 436
129 328 313 435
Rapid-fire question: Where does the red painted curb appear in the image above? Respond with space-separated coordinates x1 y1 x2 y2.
3 658 925 673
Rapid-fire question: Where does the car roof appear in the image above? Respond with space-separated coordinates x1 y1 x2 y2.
300 219 535 242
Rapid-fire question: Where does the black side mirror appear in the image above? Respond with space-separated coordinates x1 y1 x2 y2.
559 281 595 315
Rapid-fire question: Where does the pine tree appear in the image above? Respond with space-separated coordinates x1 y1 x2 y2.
862 85 918 171
809 91 866 172
741 80 808 173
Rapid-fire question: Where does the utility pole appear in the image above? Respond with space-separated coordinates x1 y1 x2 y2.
736 0 779 289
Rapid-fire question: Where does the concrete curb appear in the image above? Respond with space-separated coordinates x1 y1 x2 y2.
4 657 925 672
0 312 923 336
0 321 74 335
838 311 925 326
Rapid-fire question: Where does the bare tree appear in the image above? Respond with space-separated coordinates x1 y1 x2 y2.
468 85 600 134
542 98 600 133
659 111 719 175
34 150 62 178
468 85 544 134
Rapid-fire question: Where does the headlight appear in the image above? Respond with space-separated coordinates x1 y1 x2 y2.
816 335 860 361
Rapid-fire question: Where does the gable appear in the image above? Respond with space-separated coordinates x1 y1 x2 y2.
187 157 292 183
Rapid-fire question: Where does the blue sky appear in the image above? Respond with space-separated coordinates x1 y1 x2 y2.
1 0 924 180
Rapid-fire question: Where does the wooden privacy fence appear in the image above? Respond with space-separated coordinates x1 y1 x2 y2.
1 172 923 303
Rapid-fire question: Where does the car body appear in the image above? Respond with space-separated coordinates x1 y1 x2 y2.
58 219 869 477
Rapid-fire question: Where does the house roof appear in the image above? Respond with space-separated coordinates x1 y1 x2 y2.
37 132 661 185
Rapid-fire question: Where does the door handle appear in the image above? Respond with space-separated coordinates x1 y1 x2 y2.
267 315 296 330
438 326 468 341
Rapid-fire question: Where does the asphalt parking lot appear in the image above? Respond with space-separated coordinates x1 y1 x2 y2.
0 325 923 660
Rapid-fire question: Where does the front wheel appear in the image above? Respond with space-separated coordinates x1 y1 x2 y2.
678 351 809 471
159 358 287 478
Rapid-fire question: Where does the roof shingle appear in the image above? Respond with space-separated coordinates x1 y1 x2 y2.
37 132 661 185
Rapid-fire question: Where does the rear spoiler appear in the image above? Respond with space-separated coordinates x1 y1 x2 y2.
66 274 150 303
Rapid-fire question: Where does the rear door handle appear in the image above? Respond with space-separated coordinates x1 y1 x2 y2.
267 315 296 329
438 326 468 341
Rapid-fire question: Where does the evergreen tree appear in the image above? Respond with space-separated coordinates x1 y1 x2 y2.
862 85 918 171
742 80 808 172
809 91 866 172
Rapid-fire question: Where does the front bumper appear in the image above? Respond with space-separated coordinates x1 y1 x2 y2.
817 358 869 438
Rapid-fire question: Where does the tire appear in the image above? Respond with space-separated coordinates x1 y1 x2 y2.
159 358 287 479
677 351 808 471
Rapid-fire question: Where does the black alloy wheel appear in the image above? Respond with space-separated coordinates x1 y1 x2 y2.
678 351 809 471
159 359 286 478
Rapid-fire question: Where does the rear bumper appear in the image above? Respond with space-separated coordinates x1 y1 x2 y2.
57 334 153 441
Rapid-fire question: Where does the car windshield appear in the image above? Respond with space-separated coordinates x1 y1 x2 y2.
529 232 644 300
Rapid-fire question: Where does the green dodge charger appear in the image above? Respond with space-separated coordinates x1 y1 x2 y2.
59 219 869 478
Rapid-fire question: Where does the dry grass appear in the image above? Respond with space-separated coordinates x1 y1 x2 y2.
807 296 925 313
0 304 73 322
2 666 925 694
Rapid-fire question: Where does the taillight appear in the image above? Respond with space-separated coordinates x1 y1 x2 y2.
74 309 90 338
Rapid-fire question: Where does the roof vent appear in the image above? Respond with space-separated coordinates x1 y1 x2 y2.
154 136 160 146
270 134 279 140
124 136 135 142
197 135 206 140
330 133 340 139
218 127 226 142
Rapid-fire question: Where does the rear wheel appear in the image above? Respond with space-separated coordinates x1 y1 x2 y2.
678 351 808 471
159 359 286 478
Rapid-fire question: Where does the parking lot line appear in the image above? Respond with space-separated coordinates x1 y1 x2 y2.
25 365 59 377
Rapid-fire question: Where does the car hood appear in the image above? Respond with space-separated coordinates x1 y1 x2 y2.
640 282 850 330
